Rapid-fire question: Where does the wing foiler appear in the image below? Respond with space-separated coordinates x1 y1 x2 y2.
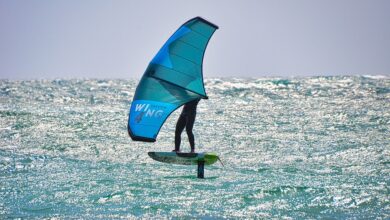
128 17 218 142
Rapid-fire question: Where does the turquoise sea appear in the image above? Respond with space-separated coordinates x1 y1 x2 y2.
0 76 389 219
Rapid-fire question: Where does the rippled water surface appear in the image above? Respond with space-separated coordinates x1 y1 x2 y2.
0 76 389 219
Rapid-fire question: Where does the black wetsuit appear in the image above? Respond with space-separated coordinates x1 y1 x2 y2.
174 99 200 152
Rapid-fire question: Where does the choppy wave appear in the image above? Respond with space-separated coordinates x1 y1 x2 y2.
0 76 389 218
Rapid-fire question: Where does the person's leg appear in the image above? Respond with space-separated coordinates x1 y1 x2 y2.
174 114 186 151
185 113 196 152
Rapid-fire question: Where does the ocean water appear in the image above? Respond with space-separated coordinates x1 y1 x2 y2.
0 76 389 219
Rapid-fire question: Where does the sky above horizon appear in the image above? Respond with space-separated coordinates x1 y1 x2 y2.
1 0 390 79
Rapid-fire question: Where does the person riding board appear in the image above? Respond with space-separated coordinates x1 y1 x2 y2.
173 98 201 153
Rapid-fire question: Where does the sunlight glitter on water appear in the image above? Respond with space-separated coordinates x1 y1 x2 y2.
0 76 389 218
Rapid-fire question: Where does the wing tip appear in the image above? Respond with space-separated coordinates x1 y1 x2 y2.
191 16 219 29
128 127 156 142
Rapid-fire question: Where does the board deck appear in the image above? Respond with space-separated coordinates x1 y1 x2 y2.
148 152 219 165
